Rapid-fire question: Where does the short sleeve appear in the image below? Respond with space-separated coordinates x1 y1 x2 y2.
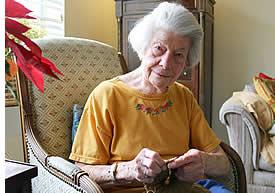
189 93 221 152
69 86 113 164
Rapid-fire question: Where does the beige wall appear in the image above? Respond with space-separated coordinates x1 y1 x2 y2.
212 0 275 141
65 0 117 48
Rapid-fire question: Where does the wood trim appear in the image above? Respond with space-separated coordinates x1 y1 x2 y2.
220 142 247 193
118 52 128 74
16 71 28 162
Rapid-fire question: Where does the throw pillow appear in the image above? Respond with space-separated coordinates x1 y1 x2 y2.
72 104 83 144
253 76 275 118
259 72 275 80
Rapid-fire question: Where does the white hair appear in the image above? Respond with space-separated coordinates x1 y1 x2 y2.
128 2 203 66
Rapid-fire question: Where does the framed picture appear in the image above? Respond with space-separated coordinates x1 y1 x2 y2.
5 75 18 107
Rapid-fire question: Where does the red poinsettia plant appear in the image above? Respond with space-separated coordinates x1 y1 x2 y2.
5 0 63 93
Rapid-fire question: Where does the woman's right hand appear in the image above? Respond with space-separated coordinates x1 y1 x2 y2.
128 148 166 183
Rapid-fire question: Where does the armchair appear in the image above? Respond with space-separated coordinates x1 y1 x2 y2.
18 37 246 193
18 37 126 193
220 86 275 193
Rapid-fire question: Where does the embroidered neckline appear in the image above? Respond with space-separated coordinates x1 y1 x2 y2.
135 99 173 115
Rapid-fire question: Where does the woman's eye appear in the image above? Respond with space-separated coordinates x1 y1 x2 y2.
175 53 183 57
174 52 186 64
152 45 164 56
156 45 162 50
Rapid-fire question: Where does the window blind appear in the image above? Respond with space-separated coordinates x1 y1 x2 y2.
17 0 64 37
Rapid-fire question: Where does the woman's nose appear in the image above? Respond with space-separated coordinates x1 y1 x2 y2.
159 51 173 69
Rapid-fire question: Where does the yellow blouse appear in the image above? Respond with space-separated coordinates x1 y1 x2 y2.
70 77 220 163
69 77 221 192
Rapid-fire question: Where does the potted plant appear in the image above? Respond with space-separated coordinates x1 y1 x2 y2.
5 0 63 94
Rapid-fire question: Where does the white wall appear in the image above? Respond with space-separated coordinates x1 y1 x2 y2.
5 106 24 161
212 0 275 142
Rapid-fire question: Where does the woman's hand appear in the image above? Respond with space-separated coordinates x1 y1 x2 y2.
167 149 206 182
128 148 166 183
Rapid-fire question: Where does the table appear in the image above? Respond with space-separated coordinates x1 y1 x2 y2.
5 159 38 193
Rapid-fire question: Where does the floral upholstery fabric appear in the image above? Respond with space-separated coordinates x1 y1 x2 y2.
28 37 123 159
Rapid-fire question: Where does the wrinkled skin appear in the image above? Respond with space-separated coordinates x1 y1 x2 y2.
168 149 207 182
128 148 167 183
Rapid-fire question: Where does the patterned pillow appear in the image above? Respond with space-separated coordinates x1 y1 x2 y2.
253 76 275 118
72 104 83 144
259 72 275 80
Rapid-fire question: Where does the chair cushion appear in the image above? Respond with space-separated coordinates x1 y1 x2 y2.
253 170 275 187
253 76 275 118
259 155 275 172
72 104 83 144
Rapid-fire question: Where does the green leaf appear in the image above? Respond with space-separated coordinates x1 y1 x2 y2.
5 81 18 101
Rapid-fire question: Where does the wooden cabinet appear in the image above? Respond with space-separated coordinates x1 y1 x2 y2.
115 0 215 124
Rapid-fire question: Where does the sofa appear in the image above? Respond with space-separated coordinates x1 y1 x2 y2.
220 83 275 193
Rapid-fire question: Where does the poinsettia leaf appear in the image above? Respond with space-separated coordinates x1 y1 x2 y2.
16 46 62 79
6 34 32 64
15 44 62 79
6 36 61 91
30 56 60 79
12 45 43 90
5 0 35 19
17 59 45 93
5 0 64 93
6 38 45 91
9 30 42 59
6 18 30 34
41 57 63 75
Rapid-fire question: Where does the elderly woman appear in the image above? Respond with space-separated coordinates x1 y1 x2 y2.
70 2 231 193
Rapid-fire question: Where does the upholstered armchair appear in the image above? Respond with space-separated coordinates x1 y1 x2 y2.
220 85 275 193
18 37 246 193
17 37 127 193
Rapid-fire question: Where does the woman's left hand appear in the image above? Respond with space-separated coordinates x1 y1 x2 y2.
167 149 206 182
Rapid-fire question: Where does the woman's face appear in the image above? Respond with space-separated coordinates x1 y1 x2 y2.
141 30 191 91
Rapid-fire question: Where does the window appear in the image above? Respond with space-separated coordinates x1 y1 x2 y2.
17 0 64 37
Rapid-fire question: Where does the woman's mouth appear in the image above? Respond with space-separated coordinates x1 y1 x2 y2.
153 71 170 78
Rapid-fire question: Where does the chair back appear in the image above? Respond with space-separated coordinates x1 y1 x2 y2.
19 37 124 159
